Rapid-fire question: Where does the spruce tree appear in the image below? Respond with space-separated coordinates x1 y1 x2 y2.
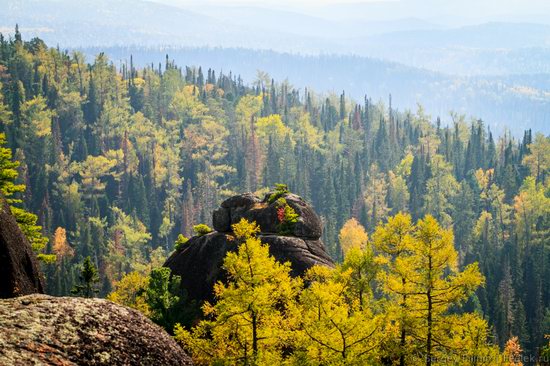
71 256 100 298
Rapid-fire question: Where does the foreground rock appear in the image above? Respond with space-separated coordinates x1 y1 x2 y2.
0 195 43 298
0 294 193 366
165 191 334 303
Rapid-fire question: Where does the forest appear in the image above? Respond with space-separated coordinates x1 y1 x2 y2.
0 29 549 365
79 45 550 136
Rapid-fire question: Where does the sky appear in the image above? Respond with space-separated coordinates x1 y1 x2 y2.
154 0 550 24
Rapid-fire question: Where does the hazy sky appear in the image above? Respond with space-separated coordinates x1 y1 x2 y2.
155 0 550 24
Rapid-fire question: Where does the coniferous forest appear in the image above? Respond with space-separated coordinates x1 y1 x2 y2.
1 29 550 365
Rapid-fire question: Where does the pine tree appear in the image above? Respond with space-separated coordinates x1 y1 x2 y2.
145 267 187 332
71 256 100 298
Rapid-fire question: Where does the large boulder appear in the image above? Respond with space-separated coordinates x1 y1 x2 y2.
0 195 44 298
165 192 334 303
0 294 193 365
213 191 323 238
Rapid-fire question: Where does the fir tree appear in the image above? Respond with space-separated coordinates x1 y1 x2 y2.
71 256 100 298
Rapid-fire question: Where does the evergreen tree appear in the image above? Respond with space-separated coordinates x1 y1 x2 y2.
71 256 100 298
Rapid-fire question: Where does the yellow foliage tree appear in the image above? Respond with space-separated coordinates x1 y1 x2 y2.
52 227 74 261
373 213 416 365
21 96 54 137
169 85 208 123
174 219 302 365
375 214 489 366
73 154 117 204
513 176 550 244
339 218 368 255
236 95 262 132
255 114 293 144
107 271 151 316
522 133 550 183
296 264 383 365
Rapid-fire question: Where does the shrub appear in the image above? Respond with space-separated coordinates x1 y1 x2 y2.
232 218 260 241
174 234 189 251
193 224 213 236
275 198 299 235
268 183 290 204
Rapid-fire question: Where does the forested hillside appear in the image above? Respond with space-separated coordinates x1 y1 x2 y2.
81 46 550 136
1 31 549 360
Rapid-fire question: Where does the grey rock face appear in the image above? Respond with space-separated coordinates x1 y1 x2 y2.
212 207 231 232
0 294 194 366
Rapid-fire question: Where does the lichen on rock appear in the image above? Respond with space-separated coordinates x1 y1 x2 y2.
0 294 194 365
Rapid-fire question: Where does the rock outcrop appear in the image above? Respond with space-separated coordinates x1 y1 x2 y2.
0 294 194 365
212 192 323 238
0 195 44 298
164 191 334 303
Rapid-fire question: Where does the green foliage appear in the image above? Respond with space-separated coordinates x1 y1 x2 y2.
106 207 152 281
0 133 53 263
145 267 198 333
0 133 25 202
267 183 290 204
174 234 189 251
145 267 181 331
275 198 299 235
193 224 213 237
71 256 100 298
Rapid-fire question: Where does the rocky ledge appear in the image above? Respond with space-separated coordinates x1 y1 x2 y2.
0 294 194 365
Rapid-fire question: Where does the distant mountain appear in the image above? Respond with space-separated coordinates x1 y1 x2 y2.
4 0 550 76
356 22 550 74
0 0 333 50
182 5 444 39
364 22 550 49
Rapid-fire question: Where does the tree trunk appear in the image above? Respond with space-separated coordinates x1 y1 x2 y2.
252 312 258 358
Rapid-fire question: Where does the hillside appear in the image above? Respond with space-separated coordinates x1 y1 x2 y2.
81 46 550 135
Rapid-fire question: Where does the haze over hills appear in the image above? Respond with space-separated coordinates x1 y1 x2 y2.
4 0 550 72
2 0 550 133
